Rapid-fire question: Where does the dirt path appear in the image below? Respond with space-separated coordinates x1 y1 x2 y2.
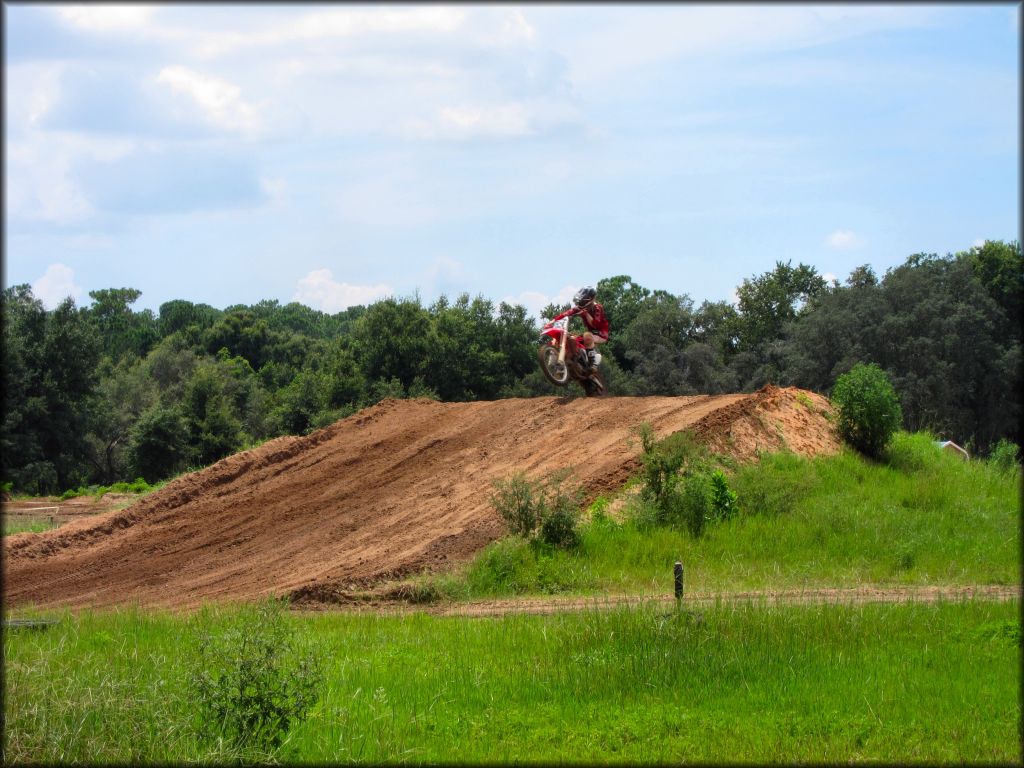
412 584 1022 618
5 387 842 611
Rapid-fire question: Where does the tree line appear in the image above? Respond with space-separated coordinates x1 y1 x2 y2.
2 239 1019 494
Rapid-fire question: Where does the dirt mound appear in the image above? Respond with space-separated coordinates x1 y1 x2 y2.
4 387 839 610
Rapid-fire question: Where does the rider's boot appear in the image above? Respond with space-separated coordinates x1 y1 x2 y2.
586 349 598 369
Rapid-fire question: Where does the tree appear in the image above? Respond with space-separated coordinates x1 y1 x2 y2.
87 288 159 361
183 362 244 467
158 299 223 338
965 240 1022 335
596 275 652 369
735 261 827 352
732 261 827 389
352 297 431 389
83 358 157 484
1 289 102 491
831 363 902 458
619 292 695 395
128 406 190 482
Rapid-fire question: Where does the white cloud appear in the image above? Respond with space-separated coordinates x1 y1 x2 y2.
56 5 157 33
6 138 97 223
972 238 987 249
403 99 583 141
294 269 391 313
32 264 83 308
826 230 865 250
194 6 468 57
505 285 577 321
427 257 466 284
157 66 260 134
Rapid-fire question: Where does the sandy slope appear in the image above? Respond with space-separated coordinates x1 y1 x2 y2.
4 386 840 610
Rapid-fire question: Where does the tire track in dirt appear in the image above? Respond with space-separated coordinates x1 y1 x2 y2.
4 387 840 611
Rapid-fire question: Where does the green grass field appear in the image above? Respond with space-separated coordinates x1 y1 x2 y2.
3 432 1021 764
3 599 1019 764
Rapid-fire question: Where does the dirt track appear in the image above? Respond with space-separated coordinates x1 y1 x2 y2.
4 387 841 611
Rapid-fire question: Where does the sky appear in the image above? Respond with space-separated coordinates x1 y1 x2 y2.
4 3 1020 321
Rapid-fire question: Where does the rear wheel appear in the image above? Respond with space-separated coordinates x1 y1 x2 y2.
538 343 570 385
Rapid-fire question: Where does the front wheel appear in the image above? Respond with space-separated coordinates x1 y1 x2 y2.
538 343 570 385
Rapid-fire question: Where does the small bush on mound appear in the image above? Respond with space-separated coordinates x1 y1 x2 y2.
189 600 323 756
831 363 902 459
490 471 582 549
632 424 738 537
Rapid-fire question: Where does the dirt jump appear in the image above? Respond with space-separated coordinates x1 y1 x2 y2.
4 386 842 611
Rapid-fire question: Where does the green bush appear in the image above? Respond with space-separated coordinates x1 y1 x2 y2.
633 424 739 537
188 600 322 755
831 363 902 458
490 471 582 549
884 431 943 473
539 493 580 549
709 470 738 520
491 472 542 537
988 439 1021 474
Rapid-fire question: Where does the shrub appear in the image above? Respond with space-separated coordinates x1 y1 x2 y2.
188 600 322 755
831 363 902 458
632 424 738 537
491 472 541 538
709 469 738 520
988 438 1021 474
539 493 580 549
490 471 582 549
634 424 698 524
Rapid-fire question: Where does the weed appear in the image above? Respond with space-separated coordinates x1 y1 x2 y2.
188 599 323 754
987 439 1021 474
490 470 582 549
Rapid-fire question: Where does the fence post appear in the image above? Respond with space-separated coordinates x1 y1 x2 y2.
674 561 684 603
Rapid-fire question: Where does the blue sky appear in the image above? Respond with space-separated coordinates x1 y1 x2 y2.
4 3 1020 321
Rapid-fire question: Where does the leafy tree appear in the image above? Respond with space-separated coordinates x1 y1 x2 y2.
129 405 191 482
619 292 695 395
735 261 827 352
158 299 223 338
352 297 431 389
831 363 902 459
323 339 366 409
271 369 329 435
87 288 159 361
183 362 244 466
424 294 506 400
966 239 1022 333
145 334 200 404
596 275 652 369
689 300 740 360
83 358 157 483
203 310 272 370
2 288 102 491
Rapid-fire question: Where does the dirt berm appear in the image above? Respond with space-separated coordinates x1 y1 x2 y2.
4 386 839 610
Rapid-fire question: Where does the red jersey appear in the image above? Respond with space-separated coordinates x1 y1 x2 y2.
554 301 609 340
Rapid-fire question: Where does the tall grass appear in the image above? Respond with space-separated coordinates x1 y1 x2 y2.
4 600 1019 763
426 432 1020 598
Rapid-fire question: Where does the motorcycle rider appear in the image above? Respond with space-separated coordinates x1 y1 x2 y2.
551 286 609 372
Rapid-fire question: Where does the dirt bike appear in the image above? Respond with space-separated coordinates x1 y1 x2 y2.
537 314 606 397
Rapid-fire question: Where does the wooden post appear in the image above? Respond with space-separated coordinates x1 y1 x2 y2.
674 561 684 602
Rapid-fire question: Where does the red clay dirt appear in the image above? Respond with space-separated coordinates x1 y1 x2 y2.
4 386 840 611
